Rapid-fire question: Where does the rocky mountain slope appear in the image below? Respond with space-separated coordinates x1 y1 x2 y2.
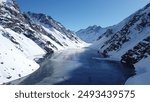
77 3 150 84
84 3 150 84
77 3 150 66
96 3 150 65
0 0 85 84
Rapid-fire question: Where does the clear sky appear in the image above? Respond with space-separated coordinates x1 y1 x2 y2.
16 0 150 31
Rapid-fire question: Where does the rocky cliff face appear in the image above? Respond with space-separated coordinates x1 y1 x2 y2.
98 3 150 65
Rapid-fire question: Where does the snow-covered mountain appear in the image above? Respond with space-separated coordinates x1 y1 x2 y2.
92 3 150 84
76 3 150 66
0 0 85 84
76 2 150 84
24 12 85 50
76 25 107 43
95 3 150 63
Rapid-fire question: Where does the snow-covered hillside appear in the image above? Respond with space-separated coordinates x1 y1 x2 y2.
0 26 45 84
0 0 86 84
125 57 150 84
93 3 150 84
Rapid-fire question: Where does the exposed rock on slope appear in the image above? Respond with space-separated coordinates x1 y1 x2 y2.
97 3 150 65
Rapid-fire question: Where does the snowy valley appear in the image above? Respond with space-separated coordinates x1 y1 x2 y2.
0 0 149 85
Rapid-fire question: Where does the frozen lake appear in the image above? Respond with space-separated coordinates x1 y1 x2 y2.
18 48 135 85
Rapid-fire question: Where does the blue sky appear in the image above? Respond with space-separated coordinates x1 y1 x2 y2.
16 0 150 31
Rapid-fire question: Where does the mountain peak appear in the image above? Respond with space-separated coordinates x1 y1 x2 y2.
89 25 100 28
0 0 14 4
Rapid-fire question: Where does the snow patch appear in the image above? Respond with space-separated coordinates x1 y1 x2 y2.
125 57 150 85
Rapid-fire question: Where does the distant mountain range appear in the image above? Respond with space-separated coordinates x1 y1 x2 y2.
76 25 107 43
